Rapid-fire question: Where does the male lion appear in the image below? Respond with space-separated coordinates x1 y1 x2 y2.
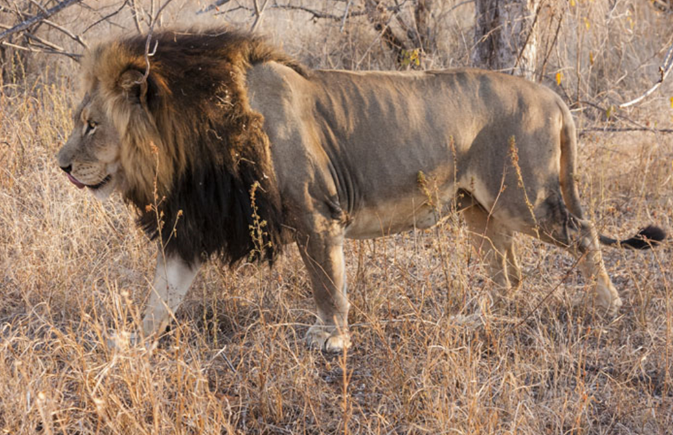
57 28 664 351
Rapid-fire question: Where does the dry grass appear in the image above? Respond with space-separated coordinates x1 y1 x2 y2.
1 2 673 433
0 69 671 435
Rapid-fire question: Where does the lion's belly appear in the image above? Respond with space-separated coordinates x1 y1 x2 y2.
344 197 450 239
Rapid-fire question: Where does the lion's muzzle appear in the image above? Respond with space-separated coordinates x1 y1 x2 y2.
59 164 86 189
65 173 86 189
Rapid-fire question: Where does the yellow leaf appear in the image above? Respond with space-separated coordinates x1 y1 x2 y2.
670 96 673 108
584 17 590 29
570 0 575 6
556 72 563 86
589 52 594 65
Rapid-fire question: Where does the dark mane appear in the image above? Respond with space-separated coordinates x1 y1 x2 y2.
94 28 303 266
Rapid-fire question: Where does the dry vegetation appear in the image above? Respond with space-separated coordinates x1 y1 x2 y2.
1 1 672 433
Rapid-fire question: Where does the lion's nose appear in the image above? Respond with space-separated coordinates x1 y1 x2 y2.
60 164 72 174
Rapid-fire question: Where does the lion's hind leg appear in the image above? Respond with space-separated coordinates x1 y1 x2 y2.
523 195 621 314
462 203 522 291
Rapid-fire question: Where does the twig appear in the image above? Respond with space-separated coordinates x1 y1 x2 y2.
363 0 410 66
43 19 88 48
130 0 145 34
149 0 156 26
210 345 237 373
28 0 49 15
269 4 367 21
579 127 673 136
82 0 129 35
250 0 269 32
24 31 65 52
340 0 353 32
447 0 474 14
512 2 542 78
538 13 563 82
0 0 81 42
197 0 230 15
619 41 673 108
1 40 81 61
509 253 586 333
140 0 174 83
579 99 656 132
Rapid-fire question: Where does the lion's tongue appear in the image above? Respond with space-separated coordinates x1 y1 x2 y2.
66 173 86 189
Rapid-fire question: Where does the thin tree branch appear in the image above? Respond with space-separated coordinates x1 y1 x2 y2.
364 0 410 65
130 0 145 34
446 0 474 14
575 100 673 136
1 40 81 61
24 31 65 52
82 0 129 35
250 0 269 32
538 13 563 82
197 0 230 15
619 41 673 108
268 4 367 21
579 127 673 136
141 0 174 83
340 0 353 32
43 19 87 48
0 0 81 42
28 0 49 15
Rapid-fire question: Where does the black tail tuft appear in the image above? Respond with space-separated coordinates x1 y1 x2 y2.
620 225 666 250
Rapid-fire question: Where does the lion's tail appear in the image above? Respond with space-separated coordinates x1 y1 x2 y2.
558 102 666 250
558 102 585 220
598 226 666 249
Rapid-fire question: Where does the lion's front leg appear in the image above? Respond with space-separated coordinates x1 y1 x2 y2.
299 233 351 352
141 251 201 338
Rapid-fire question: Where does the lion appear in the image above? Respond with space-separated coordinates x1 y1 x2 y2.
57 28 665 351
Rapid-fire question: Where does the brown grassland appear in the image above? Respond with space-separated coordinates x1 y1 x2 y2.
0 1 672 433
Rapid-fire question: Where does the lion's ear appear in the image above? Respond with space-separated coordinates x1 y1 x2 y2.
119 69 149 106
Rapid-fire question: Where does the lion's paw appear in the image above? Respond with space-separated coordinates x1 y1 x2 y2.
606 295 623 315
571 292 622 316
105 330 134 350
106 330 156 352
305 324 351 352
604 296 623 317
593 282 623 316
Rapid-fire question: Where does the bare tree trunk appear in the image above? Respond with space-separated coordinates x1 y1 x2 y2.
472 0 539 80
414 0 434 53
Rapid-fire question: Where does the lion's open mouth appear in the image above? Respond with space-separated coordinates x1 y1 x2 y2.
87 174 112 190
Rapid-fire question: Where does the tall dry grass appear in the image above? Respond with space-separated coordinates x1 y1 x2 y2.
1 1 672 433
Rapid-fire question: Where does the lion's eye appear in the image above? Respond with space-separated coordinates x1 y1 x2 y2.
85 120 98 135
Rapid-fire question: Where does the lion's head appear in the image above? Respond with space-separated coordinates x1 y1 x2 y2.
57 93 122 201
57 29 305 265
58 44 184 208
